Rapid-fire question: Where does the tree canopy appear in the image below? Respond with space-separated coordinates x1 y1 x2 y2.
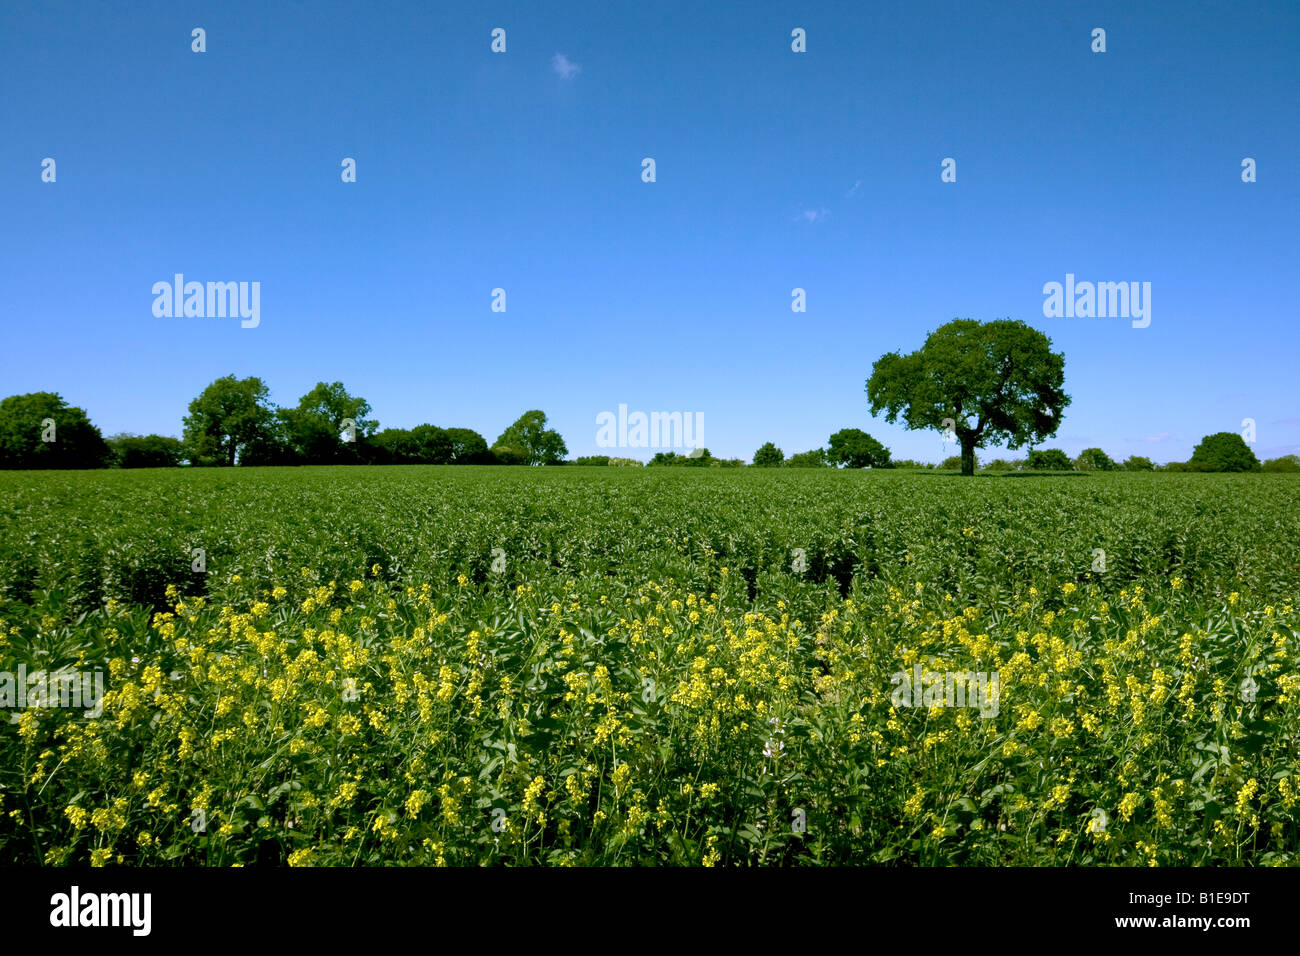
752 442 784 467
827 428 891 469
493 411 568 465
182 375 277 466
1026 448 1073 470
279 381 378 465
107 433 186 468
1075 447 1116 471
1189 432 1261 472
867 319 1069 475
0 392 110 469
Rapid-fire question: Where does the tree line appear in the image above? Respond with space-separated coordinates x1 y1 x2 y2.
1 367 1295 473
0 377 568 469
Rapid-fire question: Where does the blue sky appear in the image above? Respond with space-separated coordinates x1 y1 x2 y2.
2 0 1297 464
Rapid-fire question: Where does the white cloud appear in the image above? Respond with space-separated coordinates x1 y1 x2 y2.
551 53 581 79
1142 432 1173 443
795 207 830 224
846 179 861 197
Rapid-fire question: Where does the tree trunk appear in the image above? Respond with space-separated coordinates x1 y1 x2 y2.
961 436 976 476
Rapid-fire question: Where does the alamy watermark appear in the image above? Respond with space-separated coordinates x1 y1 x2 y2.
595 404 703 450
152 274 260 328
890 664 1000 717
1 665 105 719
1043 273 1150 328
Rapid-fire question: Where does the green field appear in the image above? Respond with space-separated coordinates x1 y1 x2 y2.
2 467 1298 865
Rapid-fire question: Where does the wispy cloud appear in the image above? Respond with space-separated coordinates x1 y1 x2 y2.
1270 417 1300 425
846 179 861 198
551 53 581 79
795 207 830 224
1142 432 1173 443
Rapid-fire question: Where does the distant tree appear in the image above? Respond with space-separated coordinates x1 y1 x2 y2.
1262 454 1300 473
827 428 890 469
981 458 1020 471
574 455 610 466
0 393 111 469
491 444 529 466
868 318 1070 476
684 449 714 466
107 433 186 468
409 424 454 464
1189 432 1261 472
1075 447 1116 471
608 457 643 467
370 428 415 464
1026 448 1073 470
493 411 568 465
787 448 828 468
890 459 933 470
1123 455 1155 471
444 428 493 464
1160 460 1195 472
940 455 969 471
182 376 277 466
649 449 714 466
752 442 784 467
277 381 377 465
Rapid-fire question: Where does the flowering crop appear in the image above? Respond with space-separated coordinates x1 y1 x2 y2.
0 467 1297 866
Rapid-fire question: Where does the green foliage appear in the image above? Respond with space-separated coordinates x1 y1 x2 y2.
107 434 187 468
1262 454 1300 473
278 382 377 465
573 456 610 466
2 468 1299 866
649 449 714 466
939 455 968 471
980 458 1021 472
1123 456 1155 472
493 411 568 466
868 319 1069 475
827 428 890 469
1190 432 1262 473
786 449 828 468
752 442 784 467
0 392 110 469
1026 448 1074 471
182 376 277 466
444 428 494 465
607 457 643 467
1075 447 1116 471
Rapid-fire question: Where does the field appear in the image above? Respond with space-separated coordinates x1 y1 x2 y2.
1 466 1298 866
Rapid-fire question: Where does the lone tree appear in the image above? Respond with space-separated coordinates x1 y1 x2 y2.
279 381 378 464
183 375 277 466
1189 432 1261 472
1075 447 1116 471
827 428 890 468
752 442 784 467
1026 448 1073 470
493 410 568 465
867 319 1070 476
0 392 110 469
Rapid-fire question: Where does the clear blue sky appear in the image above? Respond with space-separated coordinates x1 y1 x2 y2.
2 0 1297 464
